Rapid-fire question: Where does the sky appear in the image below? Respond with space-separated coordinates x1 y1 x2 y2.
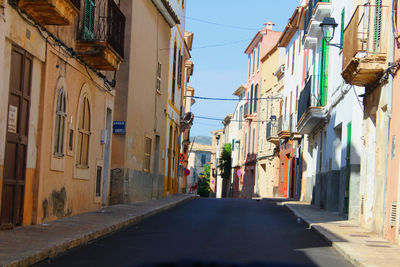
185 0 300 137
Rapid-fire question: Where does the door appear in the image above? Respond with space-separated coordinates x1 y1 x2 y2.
102 108 112 206
152 135 160 199
1 47 32 228
289 156 296 199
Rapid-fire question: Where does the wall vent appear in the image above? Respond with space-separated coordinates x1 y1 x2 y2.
390 202 398 227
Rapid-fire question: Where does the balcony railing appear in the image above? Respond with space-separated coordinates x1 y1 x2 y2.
298 77 312 122
244 102 250 117
342 4 388 86
71 0 81 10
289 112 298 133
266 121 278 139
78 0 125 58
278 115 289 133
304 0 330 34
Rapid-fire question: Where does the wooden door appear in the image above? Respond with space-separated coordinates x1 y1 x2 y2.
1 47 32 228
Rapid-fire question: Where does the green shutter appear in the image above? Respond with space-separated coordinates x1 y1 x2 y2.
319 32 329 107
232 139 235 151
373 0 382 53
253 50 256 73
344 121 352 213
254 84 258 113
257 44 260 69
340 8 345 49
83 0 95 40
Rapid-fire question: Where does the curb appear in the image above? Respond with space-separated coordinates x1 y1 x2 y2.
283 203 360 267
5 195 199 267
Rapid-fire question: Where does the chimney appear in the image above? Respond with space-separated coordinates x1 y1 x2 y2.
264 21 275 30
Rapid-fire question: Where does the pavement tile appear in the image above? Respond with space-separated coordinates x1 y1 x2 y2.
0 194 198 267
283 201 400 267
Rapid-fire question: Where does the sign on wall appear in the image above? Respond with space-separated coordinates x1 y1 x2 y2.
113 121 126 134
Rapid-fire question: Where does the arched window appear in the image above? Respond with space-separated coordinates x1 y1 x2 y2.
76 95 91 168
54 88 67 157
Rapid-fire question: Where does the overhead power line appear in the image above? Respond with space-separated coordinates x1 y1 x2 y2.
185 95 283 101
195 115 267 123
180 15 260 31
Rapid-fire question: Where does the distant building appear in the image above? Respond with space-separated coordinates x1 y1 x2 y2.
186 143 212 194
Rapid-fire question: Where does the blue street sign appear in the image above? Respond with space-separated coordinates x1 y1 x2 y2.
113 121 126 134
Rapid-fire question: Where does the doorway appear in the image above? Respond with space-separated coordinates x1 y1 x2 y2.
1 46 32 228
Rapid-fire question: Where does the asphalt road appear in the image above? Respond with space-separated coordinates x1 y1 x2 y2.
36 198 352 267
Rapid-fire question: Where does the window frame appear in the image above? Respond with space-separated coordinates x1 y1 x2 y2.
54 87 67 158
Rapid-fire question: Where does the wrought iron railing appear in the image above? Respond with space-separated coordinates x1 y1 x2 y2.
297 77 312 122
70 0 81 9
304 0 330 34
290 113 298 133
278 115 289 133
266 121 278 139
244 102 250 116
78 0 125 58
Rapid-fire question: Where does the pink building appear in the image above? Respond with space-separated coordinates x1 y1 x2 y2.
240 22 281 198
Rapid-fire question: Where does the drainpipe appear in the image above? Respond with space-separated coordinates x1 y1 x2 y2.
381 0 396 234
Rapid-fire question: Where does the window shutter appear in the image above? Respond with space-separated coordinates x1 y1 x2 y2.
373 0 382 53
83 0 95 40
340 8 345 48
254 84 258 113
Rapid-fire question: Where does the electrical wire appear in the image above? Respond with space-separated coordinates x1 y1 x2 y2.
178 14 260 31
185 95 283 101
195 115 267 123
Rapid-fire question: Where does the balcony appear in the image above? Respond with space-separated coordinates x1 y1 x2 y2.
342 4 389 87
266 120 279 145
16 0 79 25
303 0 332 49
243 102 254 120
290 112 302 139
277 115 290 139
297 77 327 134
76 0 125 71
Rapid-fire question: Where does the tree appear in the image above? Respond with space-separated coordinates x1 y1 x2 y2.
198 164 210 197
218 144 232 180
218 144 232 198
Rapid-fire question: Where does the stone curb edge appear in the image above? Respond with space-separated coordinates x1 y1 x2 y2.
4 195 200 267
283 203 363 267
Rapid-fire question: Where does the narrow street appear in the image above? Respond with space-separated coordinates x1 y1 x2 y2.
36 199 351 267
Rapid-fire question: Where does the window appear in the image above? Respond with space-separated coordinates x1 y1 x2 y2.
144 137 152 172
172 41 177 103
83 0 95 40
248 130 251 155
156 62 161 93
254 84 258 113
54 88 66 157
201 154 206 165
250 84 253 114
76 95 91 168
248 56 251 78
292 40 296 74
252 49 256 74
178 50 182 88
239 106 243 129
232 139 235 152
244 133 247 156
252 128 255 154
257 44 260 70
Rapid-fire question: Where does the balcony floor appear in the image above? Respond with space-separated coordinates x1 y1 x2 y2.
297 107 327 135
342 54 386 87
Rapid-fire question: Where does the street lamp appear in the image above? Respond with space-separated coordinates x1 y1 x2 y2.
319 17 341 48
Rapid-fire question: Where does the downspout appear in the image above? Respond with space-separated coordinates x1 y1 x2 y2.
381 0 395 234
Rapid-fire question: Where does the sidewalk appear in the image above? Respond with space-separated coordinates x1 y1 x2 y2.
0 194 198 267
282 201 400 267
